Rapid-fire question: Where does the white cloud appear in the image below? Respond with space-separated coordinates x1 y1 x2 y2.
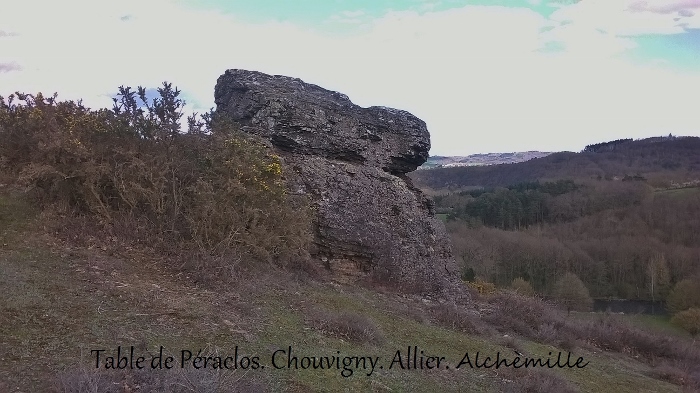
628 0 700 14
0 0 698 155
0 0 334 108
550 0 699 35
540 23 638 57
0 61 21 73
679 10 700 27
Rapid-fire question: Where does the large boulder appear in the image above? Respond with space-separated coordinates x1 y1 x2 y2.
215 69 463 296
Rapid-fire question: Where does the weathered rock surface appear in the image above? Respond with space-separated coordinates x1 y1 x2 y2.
215 69 464 296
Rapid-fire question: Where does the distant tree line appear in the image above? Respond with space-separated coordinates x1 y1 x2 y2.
409 136 700 191
583 138 633 153
438 180 611 230
421 135 700 308
444 181 700 301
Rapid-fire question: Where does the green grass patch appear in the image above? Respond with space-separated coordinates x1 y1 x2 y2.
572 312 690 338
653 186 700 197
621 314 690 338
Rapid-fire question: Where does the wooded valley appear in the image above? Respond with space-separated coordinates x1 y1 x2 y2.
411 137 700 304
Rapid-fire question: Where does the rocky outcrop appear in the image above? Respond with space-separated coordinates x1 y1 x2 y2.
215 69 463 296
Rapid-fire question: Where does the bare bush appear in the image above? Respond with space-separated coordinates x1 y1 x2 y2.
581 314 700 365
482 292 567 338
54 367 113 393
54 367 268 393
54 348 271 393
511 277 535 296
649 358 700 391
308 309 385 345
430 302 485 334
671 308 700 337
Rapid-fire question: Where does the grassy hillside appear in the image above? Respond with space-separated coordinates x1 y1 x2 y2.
2 91 699 391
0 188 694 392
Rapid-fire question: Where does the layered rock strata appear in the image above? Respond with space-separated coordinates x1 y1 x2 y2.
215 69 463 296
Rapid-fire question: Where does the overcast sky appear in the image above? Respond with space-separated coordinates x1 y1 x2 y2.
1 0 699 155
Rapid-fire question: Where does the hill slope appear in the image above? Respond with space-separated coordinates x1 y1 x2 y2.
410 136 700 309
0 188 691 392
420 151 552 169
2 90 699 391
410 137 700 190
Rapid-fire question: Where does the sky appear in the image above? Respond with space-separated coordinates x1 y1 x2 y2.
1 0 699 155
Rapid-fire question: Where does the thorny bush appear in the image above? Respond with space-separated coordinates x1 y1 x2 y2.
0 84 312 272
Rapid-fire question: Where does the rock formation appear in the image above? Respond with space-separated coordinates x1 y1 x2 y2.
214 69 463 296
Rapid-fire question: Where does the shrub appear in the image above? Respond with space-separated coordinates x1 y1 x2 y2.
667 279 700 315
0 85 312 272
650 359 700 389
671 308 700 337
308 309 385 345
461 266 476 282
511 277 535 296
466 278 497 295
430 302 485 334
483 291 568 339
582 314 700 362
552 272 592 313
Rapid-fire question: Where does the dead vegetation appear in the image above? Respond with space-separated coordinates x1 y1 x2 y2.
307 308 386 345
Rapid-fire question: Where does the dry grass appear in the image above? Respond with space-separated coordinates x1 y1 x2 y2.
430 302 486 335
307 308 386 345
53 364 270 393
502 369 580 393
476 290 700 389
1 167 695 392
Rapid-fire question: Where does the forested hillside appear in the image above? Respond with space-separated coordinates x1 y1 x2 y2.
411 136 700 190
412 137 700 302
